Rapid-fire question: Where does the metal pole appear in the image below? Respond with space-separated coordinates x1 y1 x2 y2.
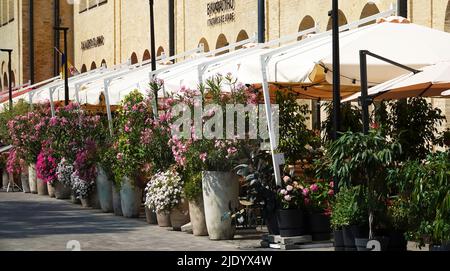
331 0 341 141
8 51 12 111
331 0 341 193
397 0 408 17
315 99 321 131
149 0 158 103
168 0 175 61
63 28 69 105
359 51 370 134
29 0 35 84
258 0 265 43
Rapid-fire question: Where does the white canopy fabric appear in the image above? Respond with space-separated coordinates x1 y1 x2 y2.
320 22 450 86
343 61 450 102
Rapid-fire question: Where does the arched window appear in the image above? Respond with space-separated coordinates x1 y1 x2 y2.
298 15 316 40
157 47 165 57
90 61 97 70
130 52 138 64
101 59 107 68
198 38 210 53
143 50 151 61
326 10 348 31
236 30 249 49
81 64 87 74
215 34 229 56
360 2 380 27
445 1 450 33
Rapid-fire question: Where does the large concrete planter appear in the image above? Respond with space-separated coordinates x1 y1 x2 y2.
20 168 31 193
2 170 8 188
170 199 190 231
47 182 56 198
37 178 48 196
202 171 239 240
189 196 208 236
112 187 123 216
28 164 38 194
120 176 142 218
156 212 172 227
145 207 158 224
96 166 113 213
54 182 72 200
90 187 101 209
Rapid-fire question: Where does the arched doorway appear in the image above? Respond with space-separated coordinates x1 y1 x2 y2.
81 64 87 74
101 59 107 68
298 15 316 40
3 73 8 91
143 50 151 61
236 30 249 49
10 72 15 88
90 62 97 70
326 10 348 31
360 2 380 27
215 34 229 56
445 1 450 32
130 53 138 64
157 47 165 57
198 38 210 53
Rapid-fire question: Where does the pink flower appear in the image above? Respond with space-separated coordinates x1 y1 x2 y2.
199 153 207 162
284 195 292 202
302 188 310 197
286 185 294 192
328 189 335 196
116 153 124 161
280 189 287 195
283 176 291 183
227 147 238 155
329 181 334 188
310 184 319 192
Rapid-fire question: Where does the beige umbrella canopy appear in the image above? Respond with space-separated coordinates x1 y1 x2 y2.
343 61 450 102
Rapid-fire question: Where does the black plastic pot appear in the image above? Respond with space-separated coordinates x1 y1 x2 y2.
266 215 280 235
309 213 331 241
430 242 450 251
343 226 356 251
355 238 371 251
387 231 407 251
351 224 369 239
333 230 345 251
277 209 307 237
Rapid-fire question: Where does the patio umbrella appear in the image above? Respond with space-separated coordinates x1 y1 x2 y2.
343 61 450 102
319 21 450 87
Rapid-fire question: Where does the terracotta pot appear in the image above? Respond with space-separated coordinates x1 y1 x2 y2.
47 182 56 198
170 199 190 231
37 178 48 196
81 197 91 208
20 167 31 193
54 182 72 200
156 212 172 227
189 196 208 236
28 164 38 194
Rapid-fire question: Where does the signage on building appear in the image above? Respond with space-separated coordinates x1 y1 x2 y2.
207 0 236 27
81 36 105 51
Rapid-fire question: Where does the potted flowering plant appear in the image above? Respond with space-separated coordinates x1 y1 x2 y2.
169 75 257 240
8 103 52 194
113 90 153 218
303 180 334 241
145 167 189 230
35 145 57 196
6 149 29 193
276 176 308 237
